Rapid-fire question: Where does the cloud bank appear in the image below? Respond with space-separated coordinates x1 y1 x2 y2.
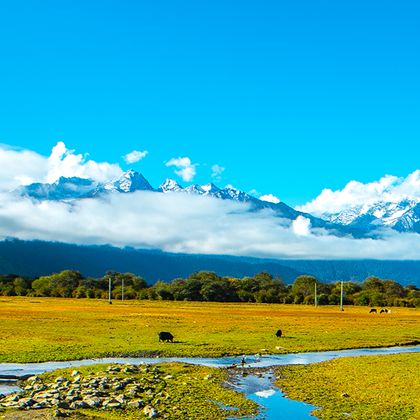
299 171 420 215
0 142 419 260
0 190 419 260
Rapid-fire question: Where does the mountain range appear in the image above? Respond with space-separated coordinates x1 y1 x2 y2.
1 239 419 285
15 170 420 236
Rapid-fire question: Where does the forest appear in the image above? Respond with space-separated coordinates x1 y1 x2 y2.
0 270 418 307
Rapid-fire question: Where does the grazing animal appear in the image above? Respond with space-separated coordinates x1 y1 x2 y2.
369 308 377 313
380 309 388 314
275 329 282 338
158 331 174 343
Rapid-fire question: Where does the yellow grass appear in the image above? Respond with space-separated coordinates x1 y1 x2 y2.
0 297 418 362
276 353 420 419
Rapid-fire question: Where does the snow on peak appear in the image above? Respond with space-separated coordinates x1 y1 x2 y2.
200 183 220 194
160 179 184 193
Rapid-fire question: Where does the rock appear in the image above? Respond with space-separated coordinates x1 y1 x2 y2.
83 396 102 408
115 395 127 404
70 401 89 409
72 375 81 383
57 401 70 409
107 402 122 409
203 374 212 380
71 370 79 377
27 375 41 383
54 409 68 417
341 393 350 398
164 375 173 380
128 399 144 408
143 405 160 417
18 397 37 408
55 377 66 383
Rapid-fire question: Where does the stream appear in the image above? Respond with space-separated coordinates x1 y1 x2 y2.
1 345 419 419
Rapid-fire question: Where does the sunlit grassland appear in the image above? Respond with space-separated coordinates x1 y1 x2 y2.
276 352 420 420
0 297 418 362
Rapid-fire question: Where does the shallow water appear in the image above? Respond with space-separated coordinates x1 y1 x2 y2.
229 371 318 420
1 345 418 419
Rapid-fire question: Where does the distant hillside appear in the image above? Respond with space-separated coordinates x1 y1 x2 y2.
0 239 419 286
0 239 302 283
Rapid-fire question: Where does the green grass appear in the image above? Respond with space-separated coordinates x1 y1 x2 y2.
276 353 420 420
1 363 257 419
0 297 419 362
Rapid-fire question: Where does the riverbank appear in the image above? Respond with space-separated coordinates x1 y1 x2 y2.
1 346 419 419
1 297 419 363
276 352 420 419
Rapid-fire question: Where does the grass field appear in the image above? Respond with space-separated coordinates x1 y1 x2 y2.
1 363 257 419
0 297 418 363
276 352 420 420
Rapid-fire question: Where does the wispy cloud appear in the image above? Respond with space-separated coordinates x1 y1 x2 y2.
298 170 420 215
123 150 148 164
260 194 280 204
211 164 225 183
166 156 197 182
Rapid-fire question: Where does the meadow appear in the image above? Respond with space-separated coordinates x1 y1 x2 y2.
276 352 420 419
0 297 418 363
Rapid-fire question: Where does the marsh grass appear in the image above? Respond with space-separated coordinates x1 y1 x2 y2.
0 297 418 362
276 353 420 419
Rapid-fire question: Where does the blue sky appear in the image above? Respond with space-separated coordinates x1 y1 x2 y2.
0 1 419 206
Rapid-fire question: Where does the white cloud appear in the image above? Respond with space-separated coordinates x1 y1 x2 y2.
123 150 148 164
47 141 122 183
211 164 225 182
166 156 197 182
0 142 123 192
260 194 280 204
0 145 47 191
298 170 420 215
0 189 419 260
292 216 311 236
0 144 419 260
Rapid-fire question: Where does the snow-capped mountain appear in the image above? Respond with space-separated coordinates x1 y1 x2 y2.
16 177 99 200
320 199 420 233
104 170 154 193
15 170 420 235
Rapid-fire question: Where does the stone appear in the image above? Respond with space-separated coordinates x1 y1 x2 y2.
18 397 37 408
57 401 70 409
128 399 144 408
55 377 66 383
107 402 122 409
72 375 81 383
341 393 350 398
71 370 79 377
164 375 173 380
70 400 89 409
83 396 102 408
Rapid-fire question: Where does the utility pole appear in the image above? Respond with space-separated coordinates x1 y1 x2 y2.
109 275 112 305
340 280 344 311
314 282 318 307
121 279 124 301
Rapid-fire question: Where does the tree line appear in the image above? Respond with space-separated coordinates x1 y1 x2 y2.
0 270 418 307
